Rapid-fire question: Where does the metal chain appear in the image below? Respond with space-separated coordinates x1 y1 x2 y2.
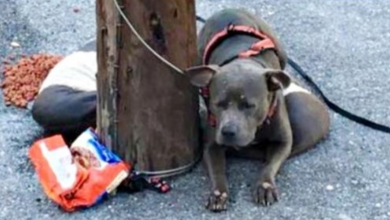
134 153 202 178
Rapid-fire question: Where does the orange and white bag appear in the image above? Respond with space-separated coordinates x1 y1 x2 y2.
28 128 129 212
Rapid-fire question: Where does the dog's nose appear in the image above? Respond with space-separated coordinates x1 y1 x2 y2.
221 124 238 138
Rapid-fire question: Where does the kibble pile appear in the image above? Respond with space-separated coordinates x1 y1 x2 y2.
1 54 63 108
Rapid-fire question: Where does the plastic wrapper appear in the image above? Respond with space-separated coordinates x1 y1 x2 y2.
28 128 129 212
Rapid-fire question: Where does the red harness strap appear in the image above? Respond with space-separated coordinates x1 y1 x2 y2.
200 24 278 127
202 24 277 65
199 85 217 127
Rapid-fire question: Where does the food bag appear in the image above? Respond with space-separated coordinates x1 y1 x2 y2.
28 128 129 212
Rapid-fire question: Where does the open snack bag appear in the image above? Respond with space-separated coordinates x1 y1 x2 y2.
28 128 129 212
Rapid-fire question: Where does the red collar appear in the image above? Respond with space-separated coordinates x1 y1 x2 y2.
200 24 278 127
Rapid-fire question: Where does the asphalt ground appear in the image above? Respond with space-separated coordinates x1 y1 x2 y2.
1 0 390 219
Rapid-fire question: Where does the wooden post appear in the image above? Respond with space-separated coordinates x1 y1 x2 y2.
96 0 199 173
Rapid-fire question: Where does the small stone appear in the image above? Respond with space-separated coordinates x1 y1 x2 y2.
375 203 381 208
10 41 20 48
338 214 353 220
267 11 275 16
73 7 80 13
326 184 334 191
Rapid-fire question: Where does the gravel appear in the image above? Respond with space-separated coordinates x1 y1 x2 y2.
1 0 390 219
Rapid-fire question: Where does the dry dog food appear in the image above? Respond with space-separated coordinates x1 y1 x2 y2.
1 54 63 108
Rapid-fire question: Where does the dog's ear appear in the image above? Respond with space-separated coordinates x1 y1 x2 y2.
184 65 219 87
265 70 291 91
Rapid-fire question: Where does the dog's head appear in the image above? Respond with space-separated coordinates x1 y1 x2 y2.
186 59 290 147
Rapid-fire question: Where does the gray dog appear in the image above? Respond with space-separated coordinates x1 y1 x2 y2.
185 8 330 212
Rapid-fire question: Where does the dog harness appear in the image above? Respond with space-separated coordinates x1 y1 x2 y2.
201 24 279 127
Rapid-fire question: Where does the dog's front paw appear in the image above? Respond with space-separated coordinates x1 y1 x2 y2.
254 181 279 206
206 190 229 212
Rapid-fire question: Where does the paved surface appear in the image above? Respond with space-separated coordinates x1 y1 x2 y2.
1 0 390 219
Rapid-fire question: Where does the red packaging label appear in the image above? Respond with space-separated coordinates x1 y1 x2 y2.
29 128 129 212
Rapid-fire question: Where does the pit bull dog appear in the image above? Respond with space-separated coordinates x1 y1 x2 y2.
185 8 330 212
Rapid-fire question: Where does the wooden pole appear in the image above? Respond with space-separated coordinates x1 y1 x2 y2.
96 0 199 172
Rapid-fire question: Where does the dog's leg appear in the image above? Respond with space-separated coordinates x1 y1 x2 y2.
254 141 291 206
204 143 228 212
